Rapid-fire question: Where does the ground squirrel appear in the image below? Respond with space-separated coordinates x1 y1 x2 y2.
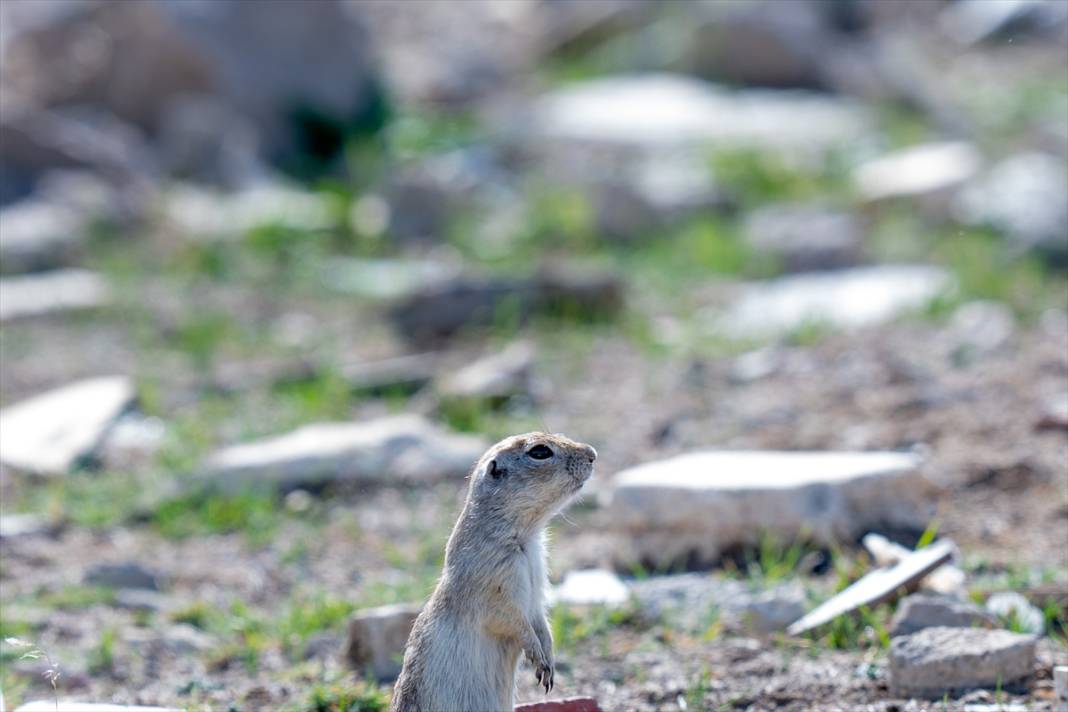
391 432 598 712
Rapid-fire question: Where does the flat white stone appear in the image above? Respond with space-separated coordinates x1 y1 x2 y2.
855 142 981 201
0 268 112 321
606 450 932 566
527 73 869 153
552 569 631 607
204 415 486 489
0 376 134 475
716 265 952 338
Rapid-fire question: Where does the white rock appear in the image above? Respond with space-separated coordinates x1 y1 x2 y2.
0 198 83 274
1054 665 1067 712
854 142 981 202
606 450 933 567
204 415 486 490
526 73 870 154
0 376 134 475
437 342 534 401
15 703 181 712
552 569 630 608
163 182 333 239
0 513 52 539
344 602 422 681
985 591 1046 635
0 268 112 322
716 265 952 338
889 626 1036 698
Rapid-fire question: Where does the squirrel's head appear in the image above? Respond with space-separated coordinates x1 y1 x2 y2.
468 432 597 530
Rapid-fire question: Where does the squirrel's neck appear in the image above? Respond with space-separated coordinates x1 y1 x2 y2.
444 499 545 568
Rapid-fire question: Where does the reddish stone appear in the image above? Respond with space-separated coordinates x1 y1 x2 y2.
515 697 602 712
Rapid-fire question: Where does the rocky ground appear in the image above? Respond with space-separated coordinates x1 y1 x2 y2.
1 1 1067 712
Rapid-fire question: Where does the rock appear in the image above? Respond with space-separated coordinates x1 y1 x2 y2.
1055 665 1067 712
98 412 166 471
941 0 1068 45
0 268 112 322
159 623 214 654
889 594 998 638
552 569 630 608
112 589 169 613
1 0 381 169
84 562 162 591
888 627 1036 698
523 73 870 156
1036 393 1068 432
686 0 831 89
0 198 84 274
163 182 333 239
321 256 461 301
437 342 535 402
344 602 422 682
854 142 981 203
0 513 53 539
0 376 134 475
302 631 343 661
743 205 865 273
731 583 807 634
955 153 1068 266
203 415 486 491
605 450 933 568
156 95 264 187
514 698 602 712
389 267 623 346
629 573 742 629
950 301 1015 355
985 592 1046 635
715 265 952 338
15 704 181 712
340 354 441 397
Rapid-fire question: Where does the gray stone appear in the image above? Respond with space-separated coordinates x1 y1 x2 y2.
523 73 870 156
941 0 1068 45
950 301 1015 355
345 602 422 682
203 415 486 491
340 354 441 397
0 268 112 322
985 592 1046 635
605 450 933 567
955 153 1068 265
159 623 214 654
888 627 1036 698
715 265 952 338
0 376 134 475
889 594 998 638
743 205 865 273
112 589 169 613
389 267 623 346
552 569 631 608
84 562 161 591
731 583 807 634
0 198 83 274
855 142 981 203
437 342 534 402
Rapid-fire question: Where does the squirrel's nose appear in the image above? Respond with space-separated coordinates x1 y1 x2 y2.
583 445 597 462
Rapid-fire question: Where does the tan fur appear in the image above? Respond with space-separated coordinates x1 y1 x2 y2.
391 432 597 712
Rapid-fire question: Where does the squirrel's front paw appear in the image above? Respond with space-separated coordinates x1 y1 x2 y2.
534 657 554 693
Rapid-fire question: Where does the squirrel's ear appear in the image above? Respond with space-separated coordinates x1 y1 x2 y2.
489 459 505 478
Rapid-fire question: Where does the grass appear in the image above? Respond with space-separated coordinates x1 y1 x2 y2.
550 601 643 655
154 489 280 545
87 627 118 675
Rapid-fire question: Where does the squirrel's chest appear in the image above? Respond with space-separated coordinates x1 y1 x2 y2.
515 536 547 608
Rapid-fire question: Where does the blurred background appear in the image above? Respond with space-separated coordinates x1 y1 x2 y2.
0 1 1066 710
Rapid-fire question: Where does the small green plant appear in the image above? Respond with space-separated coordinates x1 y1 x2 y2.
39 585 116 610
4 637 61 710
279 594 357 660
154 489 279 545
550 601 641 654
88 628 117 674
684 665 712 710
301 678 389 712
171 600 222 631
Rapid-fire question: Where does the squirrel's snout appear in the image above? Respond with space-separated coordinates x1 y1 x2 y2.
583 445 598 463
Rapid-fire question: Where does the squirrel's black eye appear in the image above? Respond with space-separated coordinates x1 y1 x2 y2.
527 445 553 460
